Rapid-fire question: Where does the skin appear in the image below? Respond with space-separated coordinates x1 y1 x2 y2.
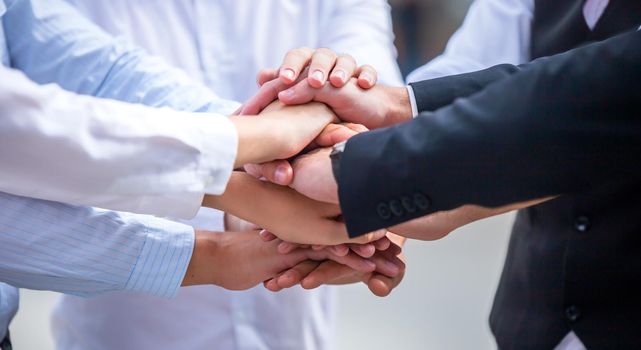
201 172 386 246
182 230 394 290
240 48 378 116
264 232 407 297
229 102 338 168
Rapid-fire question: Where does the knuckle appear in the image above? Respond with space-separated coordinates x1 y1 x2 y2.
288 47 313 61
338 54 357 66
313 47 337 61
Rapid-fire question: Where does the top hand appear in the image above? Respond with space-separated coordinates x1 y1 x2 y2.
239 48 379 116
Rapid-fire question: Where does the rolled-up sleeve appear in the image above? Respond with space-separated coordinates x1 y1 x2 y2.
0 192 195 299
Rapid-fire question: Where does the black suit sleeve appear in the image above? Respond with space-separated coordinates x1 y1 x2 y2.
339 30 641 237
409 64 520 112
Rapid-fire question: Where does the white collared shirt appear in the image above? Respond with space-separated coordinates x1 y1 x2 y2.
52 1 403 350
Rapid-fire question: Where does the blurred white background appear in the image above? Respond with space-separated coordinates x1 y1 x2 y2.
11 213 514 350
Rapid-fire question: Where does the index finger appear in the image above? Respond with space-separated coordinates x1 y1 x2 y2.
279 47 315 84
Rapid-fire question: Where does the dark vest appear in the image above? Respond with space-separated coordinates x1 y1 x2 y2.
488 1 641 349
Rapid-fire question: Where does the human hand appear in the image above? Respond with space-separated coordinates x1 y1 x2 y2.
240 47 378 115
202 172 386 245
262 47 378 88
224 213 259 232
276 78 413 129
230 102 336 168
252 147 337 204
244 122 366 186
258 230 392 260
264 232 407 297
182 230 386 290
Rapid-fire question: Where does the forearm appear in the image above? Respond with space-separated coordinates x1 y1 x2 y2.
202 172 358 245
339 30 641 236
0 192 194 298
390 198 553 241
202 172 300 228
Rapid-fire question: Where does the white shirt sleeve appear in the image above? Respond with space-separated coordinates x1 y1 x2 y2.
407 0 534 83
0 67 237 219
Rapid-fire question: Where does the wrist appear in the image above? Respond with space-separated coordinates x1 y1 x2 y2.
382 85 413 127
182 230 220 286
230 116 273 168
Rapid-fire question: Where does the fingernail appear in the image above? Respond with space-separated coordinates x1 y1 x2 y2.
282 68 295 81
333 70 346 82
278 89 295 99
360 73 373 85
384 260 399 274
365 260 377 270
311 70 324 83
274 166 288 184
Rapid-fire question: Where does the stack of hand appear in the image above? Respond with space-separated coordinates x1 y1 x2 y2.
185 49 407 296
194 48 549 296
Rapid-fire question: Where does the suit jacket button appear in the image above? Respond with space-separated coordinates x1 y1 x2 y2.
389 199 404 217
565 305 581 322
413 193 431 210
377 203 392 220
401 196 417 213
574 216 591 232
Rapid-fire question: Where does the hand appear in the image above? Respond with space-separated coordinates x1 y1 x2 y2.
289 147 338 203
240 48 378 115
244 123 367 186
202 172 386 245
230 102 336 168
264 47 378 88
259 230 393 259
224 213 259 232
276 78 413 130
264 233 407 297
182 230 385 290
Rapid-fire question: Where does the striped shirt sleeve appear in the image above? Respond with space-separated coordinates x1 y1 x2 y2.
0 191 194 299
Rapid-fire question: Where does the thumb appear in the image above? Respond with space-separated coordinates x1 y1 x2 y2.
255 160 294 186
257 68 279 87
313 123 368 147
278 79 319 105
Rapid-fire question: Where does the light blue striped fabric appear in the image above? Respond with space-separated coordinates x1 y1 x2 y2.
0 192 194 299
0 0 241 338
2 0 239 114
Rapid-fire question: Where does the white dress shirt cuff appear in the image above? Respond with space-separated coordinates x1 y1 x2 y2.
124 218 195 298
406 85 419 118
195 115 238 195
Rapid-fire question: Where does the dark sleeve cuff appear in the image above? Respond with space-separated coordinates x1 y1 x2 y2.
409 64 520 112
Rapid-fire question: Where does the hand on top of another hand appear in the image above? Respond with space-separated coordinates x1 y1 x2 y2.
263 232 407 297
239 48 379 116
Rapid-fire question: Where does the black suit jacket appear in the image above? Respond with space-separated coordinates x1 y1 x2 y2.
337 30 641 237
